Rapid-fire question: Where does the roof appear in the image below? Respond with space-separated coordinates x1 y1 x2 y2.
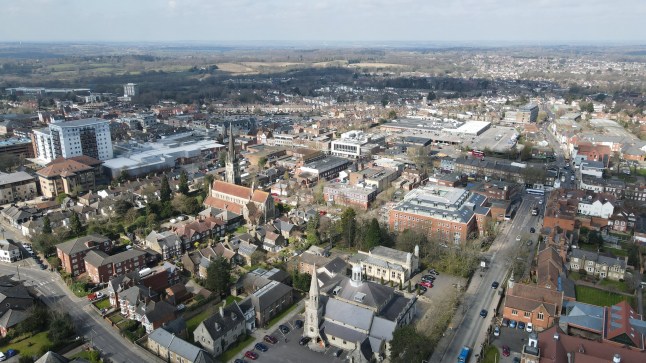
56 235 110 255
324 298 375 331
321 320 368 343
561 300 605 333
36 158 94 178
0 171 34 186
195 302 245 342
604 300 644 349
251 280 292 311
369 316 397 341
148 328 214 363
321 275 394 311
0 308 29 329
84 249 145 267
35 351 69 363
49 117 108 128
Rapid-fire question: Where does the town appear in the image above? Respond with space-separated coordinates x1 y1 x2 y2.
0 41 645 363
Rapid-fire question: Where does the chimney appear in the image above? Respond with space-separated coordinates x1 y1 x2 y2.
219 301 225 318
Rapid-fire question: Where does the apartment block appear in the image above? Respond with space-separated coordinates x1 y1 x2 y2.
84 249 147 284
56 235 113 276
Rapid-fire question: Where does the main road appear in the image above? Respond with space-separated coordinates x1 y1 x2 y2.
0 255 161 363
429 193 543 362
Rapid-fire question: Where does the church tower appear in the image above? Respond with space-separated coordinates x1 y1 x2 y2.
305 265 322 339
225 123 241 185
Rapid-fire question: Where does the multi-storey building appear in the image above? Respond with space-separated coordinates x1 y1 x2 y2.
0 240 21 263
323 183 378 210
0 138 34 159
147 328 215 363
577 195 615 219
0 172 37 204
350 245 419 283
32 118 113 162
516 103 539 123
36 156 103 198
84 249 147 284
145 231 184 260
56 235 113 276
123 83 139 97
452 157 547 186
388 185 488 244
298 156 353 182
330 130 385 159
569 249 627 281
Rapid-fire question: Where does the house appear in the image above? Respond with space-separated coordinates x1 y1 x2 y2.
138 300 177 333
84 249 147 284
297 251 332 275
0 278 34 337
568 249 627 281
193 302 246 357
108 263 180 308
0 239 22 263
56 234 112 276
145 230 183 260
0 171 37 203
262 231 284 252
147 327 215 363
502 280 564 332
247 279 293 327
237 241 259 266
1 205 38 228
350 245 420 283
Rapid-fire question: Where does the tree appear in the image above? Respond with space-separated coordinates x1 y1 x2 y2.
69 212 84 237
172 194 201 215
114 199 134 216
387 110 397 120
55 193 68 204
218 151 227 167
283 171 290 181
250 250 264 265
160 176 172 202
313 180 325 204
361 218 382 250
203 174 214 197
47 312 75 345
427 91 436 101
205 257 232 296
395 229 427 256
42 215 52 235
258 157 268 169
390 325 432 363
124 208 140 225
178 171 189 195
339 208 357 247
520 142 533 161
292 270 312 292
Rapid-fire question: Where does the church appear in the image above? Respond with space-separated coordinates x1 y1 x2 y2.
304 264 417 362
203 124 275 223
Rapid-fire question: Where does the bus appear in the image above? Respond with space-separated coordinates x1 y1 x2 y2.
458 346 471 362
469 149 485 160
526 188 545 196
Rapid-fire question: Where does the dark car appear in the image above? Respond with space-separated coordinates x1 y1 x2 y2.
422 275 436 281
299 336 311 345
234 359 247 363
491 281 499 289
530 227 535 233
415 284 428 294
502 345 510 357
5 350 16 358
295 319 303 329
501 318 510 327
264 335 278 344
244 351 258 360
480 309 488 318
255 343 268 352
279 324 290 334
517 321 526 330
333 349 343 357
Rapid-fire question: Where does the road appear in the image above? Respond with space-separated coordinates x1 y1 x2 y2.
429 194 543 362
0 263 160 363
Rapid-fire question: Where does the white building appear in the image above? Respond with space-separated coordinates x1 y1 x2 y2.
577 196 615 219
0 239 21 262
330 130 385 159
33 118 113 162
123 83 139 97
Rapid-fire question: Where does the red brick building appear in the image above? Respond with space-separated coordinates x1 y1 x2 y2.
84 249 146 284
56 235 112 276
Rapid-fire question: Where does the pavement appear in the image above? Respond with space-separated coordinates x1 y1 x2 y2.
428 194 543 363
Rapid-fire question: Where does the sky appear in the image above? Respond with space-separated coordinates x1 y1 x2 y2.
1 0 645 44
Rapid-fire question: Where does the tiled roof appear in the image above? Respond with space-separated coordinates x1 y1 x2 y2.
36 158 93 178
56 235 110 255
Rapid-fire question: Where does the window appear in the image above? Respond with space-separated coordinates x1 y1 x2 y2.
524 312 531 318
537 312 544 320
512 309 518 315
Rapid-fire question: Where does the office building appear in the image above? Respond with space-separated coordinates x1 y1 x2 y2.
0 172 37 203
124 83 139 97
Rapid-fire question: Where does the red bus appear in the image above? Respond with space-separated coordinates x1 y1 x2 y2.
469 149 485 159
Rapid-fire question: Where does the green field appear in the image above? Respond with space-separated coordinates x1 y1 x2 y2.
575 285 633 307
0 331 52 358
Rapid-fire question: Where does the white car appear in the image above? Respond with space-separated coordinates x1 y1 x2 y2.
516 235 521 241
0 351 6 361
526 322 533 333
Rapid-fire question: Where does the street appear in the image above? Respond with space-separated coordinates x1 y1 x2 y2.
0 263 161 363
429 194 543 362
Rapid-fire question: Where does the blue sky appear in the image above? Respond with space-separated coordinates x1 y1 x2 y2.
0 0 644 43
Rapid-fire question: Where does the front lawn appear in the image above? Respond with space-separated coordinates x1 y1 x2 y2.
575 285 633 307
599 279 632 294
93 298 111 310
0 331 52 358
220 334 255 362
108 313 124 324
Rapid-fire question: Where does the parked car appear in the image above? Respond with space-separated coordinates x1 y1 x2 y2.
517 321 526 330
234 359 247 363
294 320 303 329
244 351 258 360
493 326 500 337
526 322 533 333
420 280 433 288
254 343 268 352
0 351 5 361
515 235 521 241
416 284 428 294
279 324 290 334
264 335 278 344
509 320 517 329
333 349 343 357
96 292 104 299
299 336 311 345
479 309 488 318
428 269 438 275
491 281 499 289
87 293 97 301
530 227 535 233
502 345 510 357
176 304 186 311
501 318 509 327
4 350 15 358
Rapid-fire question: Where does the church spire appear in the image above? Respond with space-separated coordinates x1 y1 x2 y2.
305 264 322 339
225 122 241 185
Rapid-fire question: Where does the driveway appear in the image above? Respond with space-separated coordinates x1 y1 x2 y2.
489 323 531 362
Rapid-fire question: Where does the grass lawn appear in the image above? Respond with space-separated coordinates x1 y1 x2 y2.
0 331 52 357
578 243 599 253
225 295 243 305
186 309 215 341
220 334 255 362
636 169 646 178
481 345 500 363
70 350 100 361
266 302 300 328
235 226 248 234
108 313 124 324
93 298 111 310
599 279 633 293
575 285 633 307
604 246 628 257
568 271 582 281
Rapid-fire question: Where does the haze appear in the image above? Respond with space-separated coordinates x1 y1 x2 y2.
1 0 645 44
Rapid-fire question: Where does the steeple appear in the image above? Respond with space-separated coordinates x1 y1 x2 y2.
305 265 322 339
225 122 241 185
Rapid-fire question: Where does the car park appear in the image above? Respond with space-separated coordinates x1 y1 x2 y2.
493 326 500 337
491 281 499 289
518 321 526 330
509 320 517 328
502 345 510 357
254 343 268 352
295 319 303 329
299 337 311 345
279 324 290 334
479 309 488 318
264 335 278 344
421 275 436 282
415 284 428 294
244 351 258 360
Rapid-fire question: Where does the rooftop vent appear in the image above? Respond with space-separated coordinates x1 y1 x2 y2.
353 292 366 303
332 286 342 295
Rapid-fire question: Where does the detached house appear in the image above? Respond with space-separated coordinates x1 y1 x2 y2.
193 302 246 357
569 249 627 281
145 231 183 260
502 281 564 332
